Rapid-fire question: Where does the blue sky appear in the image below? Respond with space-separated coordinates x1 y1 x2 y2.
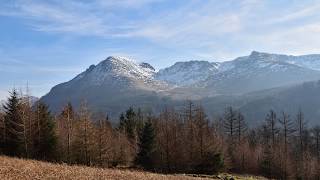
1 0 320 99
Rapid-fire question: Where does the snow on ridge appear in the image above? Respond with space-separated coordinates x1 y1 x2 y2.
71 56 158 86
71 51 320 89
155 60 220 86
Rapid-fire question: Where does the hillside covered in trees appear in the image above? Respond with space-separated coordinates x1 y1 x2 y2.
1 89 320 179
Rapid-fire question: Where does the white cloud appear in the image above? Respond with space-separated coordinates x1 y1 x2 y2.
0 0 132 37
96 0 163 8
266 3 320 25
1 0 320 61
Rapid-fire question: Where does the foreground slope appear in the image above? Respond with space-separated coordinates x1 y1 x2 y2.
0 156 265 180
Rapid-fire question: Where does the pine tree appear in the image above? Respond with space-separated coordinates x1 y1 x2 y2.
135 120 156 170
118 107 139 142
125 107 137 140
3 89 24 157
33 102 57 160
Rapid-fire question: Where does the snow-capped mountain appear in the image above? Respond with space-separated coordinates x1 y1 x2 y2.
40 51 320 120
155 61 220 86
41 56 172 116
73 56 155 85
201 51 320 94
241 51 320 71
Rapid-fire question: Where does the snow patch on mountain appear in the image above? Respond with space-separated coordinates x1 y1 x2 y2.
155 61 220 86
72 56 157 85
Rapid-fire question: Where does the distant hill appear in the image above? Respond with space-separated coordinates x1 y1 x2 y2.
40 52 320 125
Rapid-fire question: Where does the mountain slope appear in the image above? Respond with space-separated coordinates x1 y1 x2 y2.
203 51 320 94
238 80 320 126
155 61 219 86
40 51 320 123
41 56 173 116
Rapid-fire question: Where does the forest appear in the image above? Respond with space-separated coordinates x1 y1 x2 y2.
1 89 320 179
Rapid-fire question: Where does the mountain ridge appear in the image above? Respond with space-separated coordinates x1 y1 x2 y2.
40 51 320 124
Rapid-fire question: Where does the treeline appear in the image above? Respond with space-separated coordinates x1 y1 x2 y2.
1 89 320 179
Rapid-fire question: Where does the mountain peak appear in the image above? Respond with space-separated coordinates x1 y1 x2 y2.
102 56 136 65
155 60 219 86
139 62 155 71
249 51 272 59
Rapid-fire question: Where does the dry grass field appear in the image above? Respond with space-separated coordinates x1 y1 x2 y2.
0 156 266 180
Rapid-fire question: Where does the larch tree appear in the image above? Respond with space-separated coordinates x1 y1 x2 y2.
223 106 238 169
278 111 295 179
183 100 197 168
223 107 237 143
96 114 113 167
56 102 75 163
73 101 95 165
294 109 308 179
235 111 247 144
265 110 278 146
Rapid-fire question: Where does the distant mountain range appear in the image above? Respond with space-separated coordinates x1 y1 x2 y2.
40 51 320 125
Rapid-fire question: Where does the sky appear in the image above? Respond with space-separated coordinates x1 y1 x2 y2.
1 0 320 100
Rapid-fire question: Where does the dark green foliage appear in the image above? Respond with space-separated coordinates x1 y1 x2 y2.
125 107 136 139
118 107 145 141
195 152 224 174
33 102 57 160
2 89 24 157
135 120 156 170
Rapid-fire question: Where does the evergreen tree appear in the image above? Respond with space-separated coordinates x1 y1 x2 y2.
33 102 57 160
3 89 24 157
135 120 156 170
118 107 138 141
125 107 137 140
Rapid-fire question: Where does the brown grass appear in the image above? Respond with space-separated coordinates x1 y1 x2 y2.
0 156 266 180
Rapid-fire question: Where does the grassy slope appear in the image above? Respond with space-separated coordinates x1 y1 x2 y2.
0 156 265 180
